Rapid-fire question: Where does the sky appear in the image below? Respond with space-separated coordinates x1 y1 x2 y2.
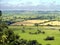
0 0 60 11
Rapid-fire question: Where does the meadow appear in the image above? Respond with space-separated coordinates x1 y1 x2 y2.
8 25 60 45
2 11 60 45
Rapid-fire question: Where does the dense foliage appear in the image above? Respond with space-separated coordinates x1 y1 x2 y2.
0 10 41 45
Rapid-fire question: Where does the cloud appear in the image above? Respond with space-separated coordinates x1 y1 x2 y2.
0 0 60 11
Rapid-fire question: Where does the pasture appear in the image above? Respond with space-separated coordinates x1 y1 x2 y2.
9 25 60 45
2 11 60 45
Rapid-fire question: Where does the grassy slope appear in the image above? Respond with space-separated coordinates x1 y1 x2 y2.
9 26 60 45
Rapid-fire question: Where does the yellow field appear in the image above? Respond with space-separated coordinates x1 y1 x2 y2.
11 20 48 26
11 20 60 26
41 21 60 25
24 20 48 23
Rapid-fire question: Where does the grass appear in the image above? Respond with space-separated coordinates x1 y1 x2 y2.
2 12 60 45
9 25 60 45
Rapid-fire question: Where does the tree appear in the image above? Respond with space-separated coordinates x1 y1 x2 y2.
0 10 2 22
20 24 25 33
0 10 19 45
0 10 9 45
0 10 2 16
0 10 41 45
34 23 39 30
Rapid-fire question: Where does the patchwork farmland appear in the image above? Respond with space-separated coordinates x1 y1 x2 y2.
0 11 60 45
11 20 60 26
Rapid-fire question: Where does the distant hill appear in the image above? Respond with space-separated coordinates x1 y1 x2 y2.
2 10 60 14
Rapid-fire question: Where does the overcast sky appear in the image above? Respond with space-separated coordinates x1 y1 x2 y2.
0 0 60 11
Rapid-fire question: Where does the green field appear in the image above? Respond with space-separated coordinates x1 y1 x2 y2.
1 11 60 45
9 25 60 45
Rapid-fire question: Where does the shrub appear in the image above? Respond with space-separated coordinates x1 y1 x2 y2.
46 44 51 45
22 30 25 33
45 36 54 40
27 40 41 45
37 30 41 34
47 24 52 26
59 29 60 31
42 31 45 34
